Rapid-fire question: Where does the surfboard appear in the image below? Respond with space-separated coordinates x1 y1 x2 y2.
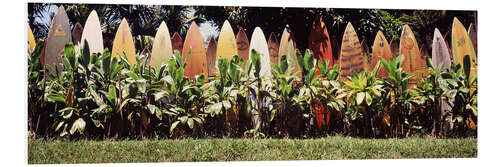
206 37 217 77
452 17 477 77
45 6 72 76
389 38 399 57
468 23 477 55
308 16 334 131
171 32 183 55
279 26 302 78
150 21 173 69
182 22 208 80
81 10 104 55
112 18 136 65
268 32 280 67
248 27 271 78
236 28 250 65
308 15 334 72
400 24 427 83
361 39 370 71
72 22 83 45
28 25 36 52
339 22 365 78
216 20 238 62
432 28 451 70
371 31 392 78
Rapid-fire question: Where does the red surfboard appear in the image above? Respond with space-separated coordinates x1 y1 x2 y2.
308 15 334 132
171 32 183 55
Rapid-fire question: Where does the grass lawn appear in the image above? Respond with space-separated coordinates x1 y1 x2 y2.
28 136 477 164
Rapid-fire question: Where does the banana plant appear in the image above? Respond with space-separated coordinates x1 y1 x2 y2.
440 54 477 137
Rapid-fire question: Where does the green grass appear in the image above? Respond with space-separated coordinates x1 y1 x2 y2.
28 136 477 164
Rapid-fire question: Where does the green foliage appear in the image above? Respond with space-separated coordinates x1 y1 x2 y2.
28 41 477 139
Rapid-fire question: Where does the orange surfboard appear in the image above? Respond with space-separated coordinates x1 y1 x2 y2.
151 21 173 69
432 28 451 70
171 32 183 55
340 22 365 78
216 20 238 61
112 18 136 65
452 17 477 77
268 32 280 67
371 31 392 78
236 28 250 64
28 25 36 52
400 24 427 83
182 22 208 79
279 26 302 78
468 23 477 55
45 6 72 76
389 38 399 57
72 22 83 45
206 37 217 77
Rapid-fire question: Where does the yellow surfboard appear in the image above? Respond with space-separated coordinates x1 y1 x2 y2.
182 22 208 80
217 20 238 61
28 25 36 52
452 17 477 77
279 26 302 78
400 24 427 83
151 21 173 69
371 31 392 78
112 18 136 65
81 10 104 55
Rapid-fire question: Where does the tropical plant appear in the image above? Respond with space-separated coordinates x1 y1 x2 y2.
153 50 206 138
440 54 477 137
343 64 384 137
270 55 299 136
414 56 447 136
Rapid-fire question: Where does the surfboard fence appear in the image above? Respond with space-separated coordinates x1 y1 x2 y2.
27 38 477 139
